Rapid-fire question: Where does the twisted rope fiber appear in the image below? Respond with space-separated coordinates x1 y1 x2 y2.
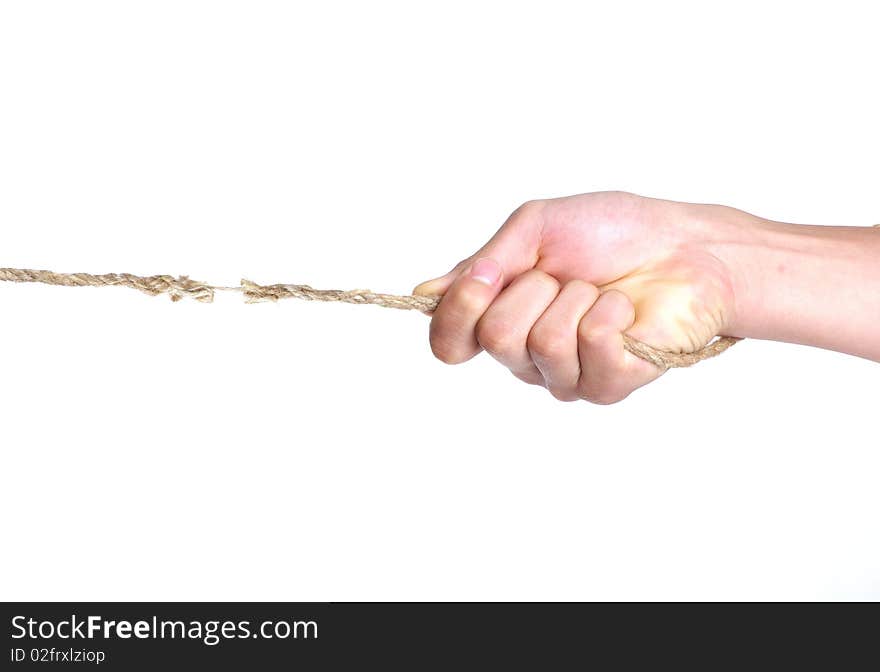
0 268 215 303
0 267 740 370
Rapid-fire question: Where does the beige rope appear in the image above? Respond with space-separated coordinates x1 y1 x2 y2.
0 268 215 303
0 267 739 370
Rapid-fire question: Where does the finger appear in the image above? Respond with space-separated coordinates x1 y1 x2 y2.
427 257 504 364
527 280 600 401
475 270 560 379
577 289 661 404
412 259 468 303
413 200 546 300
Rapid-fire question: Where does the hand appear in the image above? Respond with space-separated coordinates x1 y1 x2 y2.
413 192 742 404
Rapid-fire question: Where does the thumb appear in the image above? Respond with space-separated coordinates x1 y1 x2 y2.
413 200 544 299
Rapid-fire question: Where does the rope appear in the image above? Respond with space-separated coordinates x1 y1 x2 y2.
0 268 214 303
0 267 740 370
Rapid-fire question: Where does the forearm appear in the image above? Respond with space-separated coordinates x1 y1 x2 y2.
710 210 880 361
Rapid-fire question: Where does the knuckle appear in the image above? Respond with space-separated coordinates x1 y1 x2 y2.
527 325 568 360
578 316 616 347
566 279 600 301
600 190 639 209
476 318 516 357
603 288 632 311
522 268 560 292
577 323 604 346
509 198 546 222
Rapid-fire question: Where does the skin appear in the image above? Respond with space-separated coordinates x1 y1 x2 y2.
413 192 880 404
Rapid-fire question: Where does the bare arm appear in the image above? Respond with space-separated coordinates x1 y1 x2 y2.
712 212 880 362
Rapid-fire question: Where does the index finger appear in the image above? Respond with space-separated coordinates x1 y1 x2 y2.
427 257 504 364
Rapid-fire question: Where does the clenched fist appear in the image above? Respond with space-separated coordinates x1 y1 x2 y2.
414 191 880 403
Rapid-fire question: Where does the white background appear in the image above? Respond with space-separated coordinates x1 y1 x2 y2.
1 1 877 601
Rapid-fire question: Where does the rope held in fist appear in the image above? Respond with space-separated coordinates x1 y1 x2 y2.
0 267 740 370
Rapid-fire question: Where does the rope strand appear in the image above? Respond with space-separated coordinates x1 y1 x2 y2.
0 267 740 370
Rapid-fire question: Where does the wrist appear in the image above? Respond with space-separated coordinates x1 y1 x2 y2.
700 207 792 338
701 206 880 358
